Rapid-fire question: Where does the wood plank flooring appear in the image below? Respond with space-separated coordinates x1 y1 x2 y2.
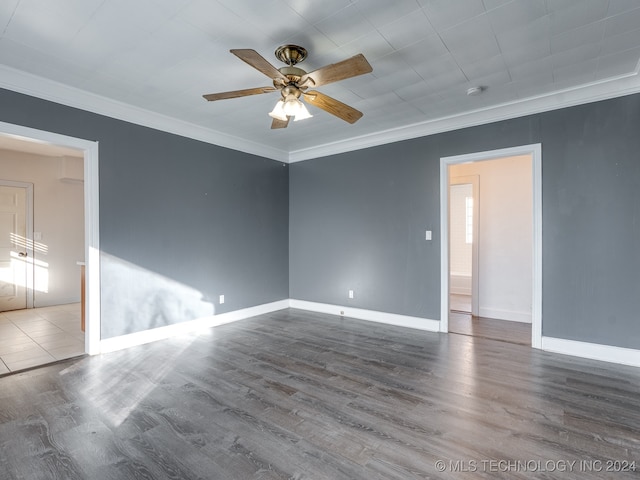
1 308 639 479
449 312 532 346
448 294 531 345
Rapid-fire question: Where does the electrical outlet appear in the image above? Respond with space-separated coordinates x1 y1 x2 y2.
348 289 354 299
425 230 432 240
219 294 225 304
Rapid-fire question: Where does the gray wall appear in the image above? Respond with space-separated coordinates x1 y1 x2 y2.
289 141 441 319
0 88 289 339
290 93 640 350
3 86 639 350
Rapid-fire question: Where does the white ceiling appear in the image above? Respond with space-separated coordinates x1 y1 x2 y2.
1 0 639 162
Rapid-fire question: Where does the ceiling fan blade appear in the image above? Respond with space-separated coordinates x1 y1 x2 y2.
303 91 363 124
230 49 288 82
300 54 372 87
271 116 291 129
203 86 277 101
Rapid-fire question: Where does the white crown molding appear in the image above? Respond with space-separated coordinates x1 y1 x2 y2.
288 71 640 163
0 65 289 162
2 64 639 164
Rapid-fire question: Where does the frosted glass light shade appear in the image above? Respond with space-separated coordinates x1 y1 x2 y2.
292 101 312 121
268 100 288 121
269 96 312 122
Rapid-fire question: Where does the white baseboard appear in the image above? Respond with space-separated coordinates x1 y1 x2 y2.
450 274 472 295
34 297 82 308
97 299 640 369
479 307 532 323
289 299 440 332
542 336 640 368
450 287 472 295
99 299 289 354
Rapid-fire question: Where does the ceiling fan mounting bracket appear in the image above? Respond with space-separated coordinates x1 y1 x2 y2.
275 45 308 66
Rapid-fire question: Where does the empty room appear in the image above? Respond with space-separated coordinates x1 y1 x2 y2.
1 1 639 479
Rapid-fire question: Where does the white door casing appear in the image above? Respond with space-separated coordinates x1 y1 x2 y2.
0 121 100 355
449 176 480 316
440 144 542 349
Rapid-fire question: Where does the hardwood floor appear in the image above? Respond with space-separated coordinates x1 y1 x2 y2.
448 294 531 345
449 312 532 346
1 308 639 479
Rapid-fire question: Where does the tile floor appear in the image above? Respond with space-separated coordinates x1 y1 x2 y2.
0 303 85 374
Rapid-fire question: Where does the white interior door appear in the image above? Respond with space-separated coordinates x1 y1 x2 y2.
0 184 29 311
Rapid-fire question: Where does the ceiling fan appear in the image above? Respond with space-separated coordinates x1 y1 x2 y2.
202 45 373 129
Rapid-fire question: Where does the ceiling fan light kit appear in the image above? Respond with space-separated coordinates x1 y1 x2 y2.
268 100 287 121
268 97 312 122
203 44 373 129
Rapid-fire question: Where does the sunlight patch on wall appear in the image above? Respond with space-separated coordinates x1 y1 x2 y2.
100 253 215 339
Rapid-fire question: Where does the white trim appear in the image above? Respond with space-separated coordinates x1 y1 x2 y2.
449 175 479 316
440 144 542 348
0 122 101 355
289 299 440 332
449 274 472 296
542 337 640 368
1 63 638 164
0 180 34 308
0 65 289 163
99 300 289 354
478 307 531 324
440 165 450 334
84 142 100 355
289 71 640 162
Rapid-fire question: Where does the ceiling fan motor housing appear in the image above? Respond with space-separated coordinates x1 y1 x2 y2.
275 66 307 87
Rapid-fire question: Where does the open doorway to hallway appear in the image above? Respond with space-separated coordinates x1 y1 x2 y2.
0 136 86 374
440 144 542 348
448 155 532 345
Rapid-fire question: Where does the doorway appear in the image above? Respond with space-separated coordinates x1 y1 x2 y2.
440 144 542 348
0 121 100 374
0 146 86 372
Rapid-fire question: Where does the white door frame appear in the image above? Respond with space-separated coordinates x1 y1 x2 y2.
449 175 479 316
0 121 100 355
440 144 542 349
0 180 34 309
